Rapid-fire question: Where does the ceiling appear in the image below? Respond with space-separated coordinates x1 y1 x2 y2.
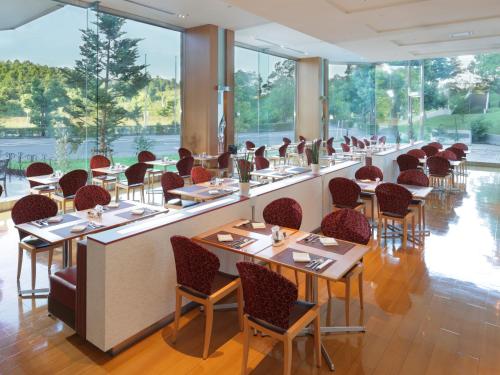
4 0 500 62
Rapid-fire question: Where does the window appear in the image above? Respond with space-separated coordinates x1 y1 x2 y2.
0 1 181 196
234 47 296 147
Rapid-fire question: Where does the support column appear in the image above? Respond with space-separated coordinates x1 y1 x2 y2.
296 57 326 141
224 30 235 150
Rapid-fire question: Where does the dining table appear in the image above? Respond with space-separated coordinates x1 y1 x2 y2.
250 165 311 181
143 159 177 170
193 218 371 371
91 165 129 176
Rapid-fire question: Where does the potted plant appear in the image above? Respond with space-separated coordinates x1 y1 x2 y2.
310 139 321 174
236 153 253 196
395 131 401 150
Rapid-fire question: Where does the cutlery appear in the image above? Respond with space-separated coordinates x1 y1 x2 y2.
312 258 325 271
314 259 334 271
306 259 321 269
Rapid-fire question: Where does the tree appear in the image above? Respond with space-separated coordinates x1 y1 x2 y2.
423 57 461 111
65 12 149 155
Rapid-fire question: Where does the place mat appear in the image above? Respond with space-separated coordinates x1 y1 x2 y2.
178 185 208 193
114 208 161 220
197 189 232 198
104 201 135 211
270 248 335 274
233 222 274 235
201 231 256 249
297 236 356 255
50 222 104 238
31 214 80 228
287 167 310 174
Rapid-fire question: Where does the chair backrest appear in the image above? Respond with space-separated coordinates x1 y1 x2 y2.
326 137 334 147
370 135 378 141
89 155 111 178
447 146 465 160
321 209 371 245
124 163 148 185
427 156 450 176
299 135 306 142
407 149 426 159
397 154 420 172
282 137 292 145
375 183 412 217
278 144 288 158
351 136 358 147
435 150 457 161
357 141 365 149
237 159 254 173
26 162 54 188
328 177 361 208
191 166 212 184
327 144 335 155
176 156 194 177
161 172 184 201
297 141 306 154
397 170 429 187
343 135 350 145
137 150 156 163
341 143 350 152
236 261 298 330
59 169 88 197
254 145 266 157
255 156 270 170
218 152 230 169
263 197 302 230
355 165 383 181
170 235 220 296
245 141 255 150
363 139 370 147
178 147 192 159
428 141 443 150
305 148 312 165
12 195 58 240
378 136 386 144
452 142 468 151
74 185 111 211
421 145 439 157
0 184 2 197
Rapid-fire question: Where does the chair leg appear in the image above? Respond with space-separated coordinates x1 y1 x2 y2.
294 270 299 286
141 186 145 203
203 303 214 359
411 216 415 247
115 185 119 202
358 272 364 309
314 315 322 368
17 246 23 281
402 219 408 250
283 337 293 375
30 251 36 291
172 289 182 343
237 286 244 331
48 249 53 274
327 280 332 299
241 319 251 375
127 188 130 201
345 277 351 326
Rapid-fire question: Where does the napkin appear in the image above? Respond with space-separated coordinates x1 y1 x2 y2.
107 202 120 208
217 234 233 242
47 216 63 224
251 222 266 229
71 224 87 233
131 208 145 215
293 252 311 263
208 190 220 195
319 237 338 246
238 220 250 227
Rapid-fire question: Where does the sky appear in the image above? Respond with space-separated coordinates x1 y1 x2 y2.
0 3 181 78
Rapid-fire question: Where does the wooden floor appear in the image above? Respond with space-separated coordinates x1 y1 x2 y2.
1 167 499 375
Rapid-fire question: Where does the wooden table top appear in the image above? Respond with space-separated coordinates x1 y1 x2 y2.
92 166 128 175
355 179 434 199
144 160 177 167
15 200 167 244
167 184 234 201
27 174 60 185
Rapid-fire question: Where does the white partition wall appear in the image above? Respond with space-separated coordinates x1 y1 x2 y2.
371 142 423 182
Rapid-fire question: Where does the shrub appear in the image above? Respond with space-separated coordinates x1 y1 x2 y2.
470 117 490 143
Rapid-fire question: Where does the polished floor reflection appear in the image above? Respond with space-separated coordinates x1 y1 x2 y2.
0 167 499 374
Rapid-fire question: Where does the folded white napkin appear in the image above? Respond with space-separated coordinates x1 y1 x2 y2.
71 224 87 233
217 234 233 242
107 202 120 208
252 222 266 229
319 237 338 246
131 208 145 215
208 190 220 195
47 216 63 224
293 252 311 263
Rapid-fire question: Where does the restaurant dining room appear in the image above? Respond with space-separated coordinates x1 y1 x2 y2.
1 0 499 374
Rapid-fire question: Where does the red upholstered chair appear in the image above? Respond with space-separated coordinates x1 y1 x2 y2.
328 177 364 212
272 143 289 164
326 143 336 156
52 169 88 213
407 148 426 159
299 135 306 142
237 159 254 174
208 151 231 177
357 141 365 149
282 137 292 145
447 146 467 175
351 136 359 147
90 155 115 190
115 163 147 202
375 183 415 250
74 185 111 211
245 141 255 150
26 162 56 195
178 147 192 159
427 156 452 189
452 142 468 151
161 172 198 209
48 240 87 335
12 195 61 295
254 145 265 157
326 137 334 147
171 236 243 359
428 141 443 150
343 135 351 145
370 135 378 141
421 145 439 157
237 262 321 375
397 154 420 172
255 156 270 170
191 166 212 184
397 169 430 234
288 140 305 165
176 156 194 179
341 143 350 152
355 165 383 181
436 150 457 161
305 148 313 165
378 136 386 144
263 198 302 230
138 150 162 188
321 208 370 324
363 138 370 147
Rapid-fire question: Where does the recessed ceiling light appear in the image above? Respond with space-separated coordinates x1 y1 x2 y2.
449 31 473 39
177 14 187 19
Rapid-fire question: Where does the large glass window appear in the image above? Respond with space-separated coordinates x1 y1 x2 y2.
234 47 296 147
0 1 181 196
